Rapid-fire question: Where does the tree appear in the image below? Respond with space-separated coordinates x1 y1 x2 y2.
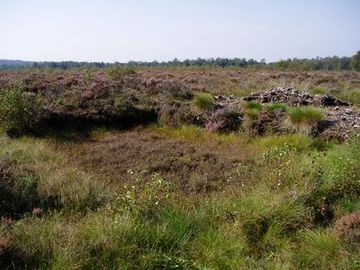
351 51 360 71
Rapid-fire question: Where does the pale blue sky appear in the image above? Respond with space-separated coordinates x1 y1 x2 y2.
1 0 359 62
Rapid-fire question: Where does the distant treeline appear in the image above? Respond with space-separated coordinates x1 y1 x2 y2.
0 55 356 71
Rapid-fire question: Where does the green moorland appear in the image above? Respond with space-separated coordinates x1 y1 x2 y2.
0 128 359 269
0 68 360 269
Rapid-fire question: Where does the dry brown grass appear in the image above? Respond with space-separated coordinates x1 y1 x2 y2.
61 127 260 194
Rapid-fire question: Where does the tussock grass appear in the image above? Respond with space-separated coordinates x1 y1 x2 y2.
243 101 263 119
288 106 325 125
192 92 214 111
245 101 263 111
294 230 344 269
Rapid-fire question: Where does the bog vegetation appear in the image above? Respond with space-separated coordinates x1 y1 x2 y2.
0 66 359 269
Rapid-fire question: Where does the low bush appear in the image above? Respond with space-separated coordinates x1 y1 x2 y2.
107 65 136 85
159 80 193 101
334 211 360 242
0 85 41 137
205 109 242 132
158 102 202 128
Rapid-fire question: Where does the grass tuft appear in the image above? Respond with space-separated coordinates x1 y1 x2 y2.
192 92 214 111
288 106 325 125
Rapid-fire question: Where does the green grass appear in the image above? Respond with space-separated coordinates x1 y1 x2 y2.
1 68 359 268
336 88 360 107
318 137 360 200
1 131 360 269
244 101 263 121
192 92 214 111
245 101 262 111
0 134 114 213
148 125 250 145
256 134 313 151
294 230 346 269
310 86 328 95
288 106 325 125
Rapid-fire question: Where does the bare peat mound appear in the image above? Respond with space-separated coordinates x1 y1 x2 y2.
244 87 360 140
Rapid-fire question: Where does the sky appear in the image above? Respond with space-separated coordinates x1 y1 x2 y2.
1 0 360 62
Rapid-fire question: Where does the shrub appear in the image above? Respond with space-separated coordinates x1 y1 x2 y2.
288 106 325 133
82 68 93 83
334 211 360 241
192 92 214 111
205 109 242 133
107 65 136 84
158 102 201 128
351 50 360 71
159 80 193 100
0 86 40 137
